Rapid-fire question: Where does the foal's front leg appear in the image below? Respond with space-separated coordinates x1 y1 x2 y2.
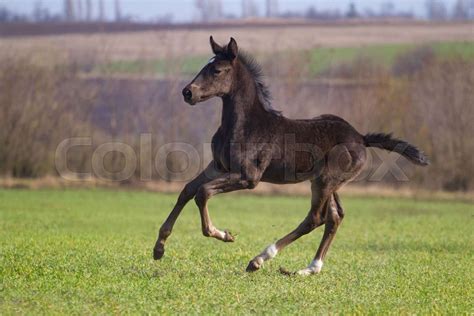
194 173 257 242
153 162 221 260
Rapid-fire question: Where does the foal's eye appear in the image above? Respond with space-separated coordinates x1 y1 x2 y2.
213 68 222 75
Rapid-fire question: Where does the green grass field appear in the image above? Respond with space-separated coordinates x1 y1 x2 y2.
0 189 473 314
307 41 474 74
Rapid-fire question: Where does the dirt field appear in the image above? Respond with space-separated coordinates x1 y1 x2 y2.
1 176 472 203
1 22 473 61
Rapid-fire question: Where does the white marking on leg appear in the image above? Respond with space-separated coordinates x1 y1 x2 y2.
309 259 324 272
297 259 323 276
214 229 226 240
262 244 278 260
252 243 278 268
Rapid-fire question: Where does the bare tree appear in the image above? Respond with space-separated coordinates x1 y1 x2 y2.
195 0 208 22
195 0 222 22
77 0 84 21
426 0 447 20
98 0 105 22
64 0 75 22
242 0 259 18
33 1 51 22
85 0 92 21
346 2 359 18
266 0 278 17
115 0 122 22
380 2 395 16
209 0 223 21
452 0 471 19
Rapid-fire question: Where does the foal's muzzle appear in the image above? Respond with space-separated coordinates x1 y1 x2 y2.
182 87 193 103
182 83 210 105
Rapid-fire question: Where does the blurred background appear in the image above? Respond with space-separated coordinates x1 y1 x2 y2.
0 0 473 193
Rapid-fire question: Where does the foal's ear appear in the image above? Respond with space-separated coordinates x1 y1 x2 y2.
210 36 224 55
227 37 238 60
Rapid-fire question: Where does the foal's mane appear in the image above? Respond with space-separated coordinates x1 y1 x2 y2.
237 51 282 116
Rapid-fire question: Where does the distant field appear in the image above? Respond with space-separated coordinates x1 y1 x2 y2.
1 189 472 314
97 41 474 76
1 22 472 61
308 41 474 74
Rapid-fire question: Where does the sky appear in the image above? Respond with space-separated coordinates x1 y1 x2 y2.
0 0 459 22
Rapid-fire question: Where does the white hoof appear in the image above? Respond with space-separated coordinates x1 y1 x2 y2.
297 259 323 276
297 268 316 276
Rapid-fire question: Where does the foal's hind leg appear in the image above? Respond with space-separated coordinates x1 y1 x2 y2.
297 192 343 275
246 181 330 272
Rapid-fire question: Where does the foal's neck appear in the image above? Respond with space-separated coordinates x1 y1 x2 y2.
220 61 268 130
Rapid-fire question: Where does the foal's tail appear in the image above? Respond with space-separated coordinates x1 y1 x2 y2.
363 133 429 166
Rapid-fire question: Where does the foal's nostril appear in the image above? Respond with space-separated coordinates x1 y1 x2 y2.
182 88 192 100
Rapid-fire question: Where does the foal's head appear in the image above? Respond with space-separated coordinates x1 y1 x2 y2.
182 36 239 105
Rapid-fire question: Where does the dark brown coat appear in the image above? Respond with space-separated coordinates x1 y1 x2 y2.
154 37 428 274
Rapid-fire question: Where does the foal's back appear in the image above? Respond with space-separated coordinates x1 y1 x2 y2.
257 113 366 184
268 113 365 150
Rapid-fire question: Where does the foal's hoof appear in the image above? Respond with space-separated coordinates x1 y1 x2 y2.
153 245 165 260
279 267 296 276
224 230 235 242
246 260 261 272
